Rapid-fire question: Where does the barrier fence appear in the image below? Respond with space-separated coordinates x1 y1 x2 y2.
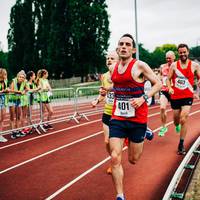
0 86 102 138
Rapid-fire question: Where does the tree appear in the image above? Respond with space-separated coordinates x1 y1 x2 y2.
151 44 177 68
7 0 110 80
0 50 8 70
7 0 35 77
190 46 200 61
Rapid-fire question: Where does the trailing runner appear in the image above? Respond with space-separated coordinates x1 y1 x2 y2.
167 43 200 155
158 51 175 136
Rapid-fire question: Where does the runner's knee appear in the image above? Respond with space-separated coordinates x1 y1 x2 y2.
160 106 166 111
180 115 188 125
111 150 121 166
128 154 140 165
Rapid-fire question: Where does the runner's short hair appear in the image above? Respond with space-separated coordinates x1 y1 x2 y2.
121 33 136 48
166 51 175 59
178 43 189 50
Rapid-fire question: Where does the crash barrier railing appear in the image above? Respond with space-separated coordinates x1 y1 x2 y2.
0 86 103 138
0 88 76 136
162 136 200 200
73 86 101 123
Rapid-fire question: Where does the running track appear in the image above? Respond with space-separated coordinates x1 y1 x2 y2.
0 101 200 200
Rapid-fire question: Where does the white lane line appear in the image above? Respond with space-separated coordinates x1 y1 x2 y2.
45 156 111 200
0 131 103 175
0 118 101 150
45 109 200 200
0 106 164 150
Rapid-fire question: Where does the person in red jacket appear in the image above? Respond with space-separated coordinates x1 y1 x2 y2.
167 43 200 155
109 34 162 200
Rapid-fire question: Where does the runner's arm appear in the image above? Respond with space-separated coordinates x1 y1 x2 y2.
195 62 200 87
142 62 162 99
130 62 161 109
166 63 175 94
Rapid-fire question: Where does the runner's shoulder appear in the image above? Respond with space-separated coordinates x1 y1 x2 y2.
191 60 200 68
170 61 177 69
136 60 150 70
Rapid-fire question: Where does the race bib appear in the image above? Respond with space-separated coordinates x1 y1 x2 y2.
106 92 114 105
175 77 188 90
144 80 152 106
114 100 135 118
162 76 168 86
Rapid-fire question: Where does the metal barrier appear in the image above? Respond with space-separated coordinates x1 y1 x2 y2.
72 86 100 123
0 86 103 138
46 87 76 123
162 136 200 200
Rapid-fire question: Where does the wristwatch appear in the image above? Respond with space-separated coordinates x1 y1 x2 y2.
142 94 149 102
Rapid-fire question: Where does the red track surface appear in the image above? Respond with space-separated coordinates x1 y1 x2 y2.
0 101 200 200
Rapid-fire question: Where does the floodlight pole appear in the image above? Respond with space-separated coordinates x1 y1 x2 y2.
134 0 139 60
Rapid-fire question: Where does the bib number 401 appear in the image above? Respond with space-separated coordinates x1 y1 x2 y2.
114 100 135 118
118 101 130 110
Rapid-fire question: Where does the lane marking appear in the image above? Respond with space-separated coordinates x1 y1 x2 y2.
0 131 103 175
0 118 101 150
1 103 200 176
45 156 111 200
0 103 166 150
45 109 200 199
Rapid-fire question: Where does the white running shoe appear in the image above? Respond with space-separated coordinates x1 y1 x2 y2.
0 135 8 142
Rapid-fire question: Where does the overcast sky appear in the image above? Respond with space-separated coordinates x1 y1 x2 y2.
0 0 200 52
107 0 200 51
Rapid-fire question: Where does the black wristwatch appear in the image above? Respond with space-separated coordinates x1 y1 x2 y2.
142 94 149 102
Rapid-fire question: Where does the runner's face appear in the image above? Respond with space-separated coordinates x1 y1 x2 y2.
166 55 174 65
106 52 118 68
117 37 135 59
178 47 189 62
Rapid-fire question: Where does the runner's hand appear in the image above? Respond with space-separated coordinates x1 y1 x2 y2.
129 96 145 109
91 99 99 107
168 88 174 95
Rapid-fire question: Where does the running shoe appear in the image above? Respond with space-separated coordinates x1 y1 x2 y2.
47 124 53 130
106 166 112 175
145 127 154 141
21 128 31 135
177 146 186 155
11 131 18 139
42 124 49 129
158 127 168 137
0 135 8 142
17 131 26 137
175 124 181 133
116 197 126 200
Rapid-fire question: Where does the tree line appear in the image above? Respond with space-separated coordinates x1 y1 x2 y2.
6 0 110 81
0 0 200 81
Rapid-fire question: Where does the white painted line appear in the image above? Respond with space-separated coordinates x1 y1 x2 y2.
44 109 200 200
45 156 111 200
0 118 101 150
0 106 164 150
0 131 103 175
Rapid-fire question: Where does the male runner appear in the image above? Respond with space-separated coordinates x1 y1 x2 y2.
109 34 162 200
167 43 200 154
158 51 175 136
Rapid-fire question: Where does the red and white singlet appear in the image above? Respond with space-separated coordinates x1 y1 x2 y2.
161 64 170 92
171 60 194 100
111 59 148 124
